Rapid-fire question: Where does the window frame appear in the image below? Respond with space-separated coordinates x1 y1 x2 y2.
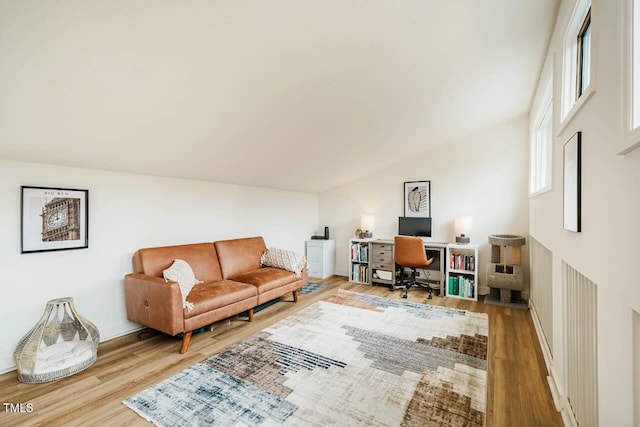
576 10 591 98
559 0 594 133
530 64 554 197
623 0 640 154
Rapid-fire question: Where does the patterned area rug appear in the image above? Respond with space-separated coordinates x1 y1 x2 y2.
124 290 488 426
298 282 326 294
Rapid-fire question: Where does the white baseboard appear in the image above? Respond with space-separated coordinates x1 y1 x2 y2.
529 302 553 376
99 321 144 342
529 303 578 427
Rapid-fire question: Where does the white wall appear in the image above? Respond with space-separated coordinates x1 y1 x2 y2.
0 159 318 373
529 0 640 424
319 115 530 294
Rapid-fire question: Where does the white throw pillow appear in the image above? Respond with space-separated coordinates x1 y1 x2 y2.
260 247 305 278
163 259 202 312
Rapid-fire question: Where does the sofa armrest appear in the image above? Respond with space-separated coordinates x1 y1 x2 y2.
124 273 184 336
300 264 308 287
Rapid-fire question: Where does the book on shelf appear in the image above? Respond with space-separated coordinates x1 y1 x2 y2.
350 242 369 263
350 262 369 283
447 275 475 298
449 253 475 271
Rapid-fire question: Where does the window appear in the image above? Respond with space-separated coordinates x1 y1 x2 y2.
623 0 640 153
633 0 640 129
577 10 591 97
530 73 553 196
560 0 592 124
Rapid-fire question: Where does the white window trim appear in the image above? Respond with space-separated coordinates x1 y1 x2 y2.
559 0 594 134
622 0 640 154
530 60 553 197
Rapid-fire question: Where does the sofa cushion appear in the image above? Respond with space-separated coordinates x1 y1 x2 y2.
214 237 266 279
133 243 223 282
184 280 257 319
229 267 298 294
260 247 305 278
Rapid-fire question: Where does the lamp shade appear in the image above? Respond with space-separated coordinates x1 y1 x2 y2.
361 214 375 231
454 216 473 241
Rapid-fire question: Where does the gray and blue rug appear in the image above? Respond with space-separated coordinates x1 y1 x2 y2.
298 282 326 294
124 290 488 426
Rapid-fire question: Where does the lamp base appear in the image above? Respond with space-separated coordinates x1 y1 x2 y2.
456 235 470 243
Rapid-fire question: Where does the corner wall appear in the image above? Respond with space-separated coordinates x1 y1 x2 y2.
319 114 530 294
0 159 318 373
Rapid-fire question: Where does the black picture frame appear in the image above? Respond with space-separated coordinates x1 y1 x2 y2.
403 180 431 217
563 133 581 232
21 186 89 253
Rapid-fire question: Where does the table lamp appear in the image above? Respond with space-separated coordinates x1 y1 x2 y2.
455 215 472 243
361 214 375 238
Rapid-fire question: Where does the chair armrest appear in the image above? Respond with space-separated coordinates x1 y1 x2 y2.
124 273 184 336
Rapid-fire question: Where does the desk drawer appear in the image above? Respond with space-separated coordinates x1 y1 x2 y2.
371 243 393 251
371 261 394 270
371 251 392 263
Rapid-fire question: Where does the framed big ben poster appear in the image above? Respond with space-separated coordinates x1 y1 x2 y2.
21 186 89 253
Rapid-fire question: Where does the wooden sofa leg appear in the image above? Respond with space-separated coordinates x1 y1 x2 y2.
292 290 298 302
248 308 254 322
180 331 192 354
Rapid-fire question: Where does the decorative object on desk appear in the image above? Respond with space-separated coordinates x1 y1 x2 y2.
486 234 526 304
14 297 100 383
360 214 375 238
124 290 488 427
454 215 473 243
563 132 581 232
404 180 431 217
21 186 89 253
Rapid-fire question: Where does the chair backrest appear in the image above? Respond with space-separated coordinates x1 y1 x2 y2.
394 235 431 268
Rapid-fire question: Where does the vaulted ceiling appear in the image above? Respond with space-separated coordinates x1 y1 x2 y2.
0 0 558 192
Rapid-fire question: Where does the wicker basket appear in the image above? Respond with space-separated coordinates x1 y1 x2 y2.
13 297 100 383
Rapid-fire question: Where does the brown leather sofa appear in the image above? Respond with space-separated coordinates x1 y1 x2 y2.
124 236 306 353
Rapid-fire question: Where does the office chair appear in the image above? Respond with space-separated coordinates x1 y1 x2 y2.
393 235 435 299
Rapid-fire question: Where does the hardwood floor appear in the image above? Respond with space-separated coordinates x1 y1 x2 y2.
0 276 562 426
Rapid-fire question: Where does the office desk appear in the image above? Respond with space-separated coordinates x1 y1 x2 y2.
350 238 447 296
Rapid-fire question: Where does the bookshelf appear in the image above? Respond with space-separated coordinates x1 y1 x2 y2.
445 243 478 301
348 239 370 284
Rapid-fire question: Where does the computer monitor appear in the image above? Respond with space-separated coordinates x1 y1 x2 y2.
398 217 432 237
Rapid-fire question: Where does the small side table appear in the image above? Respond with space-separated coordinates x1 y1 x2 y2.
306 240 335 279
